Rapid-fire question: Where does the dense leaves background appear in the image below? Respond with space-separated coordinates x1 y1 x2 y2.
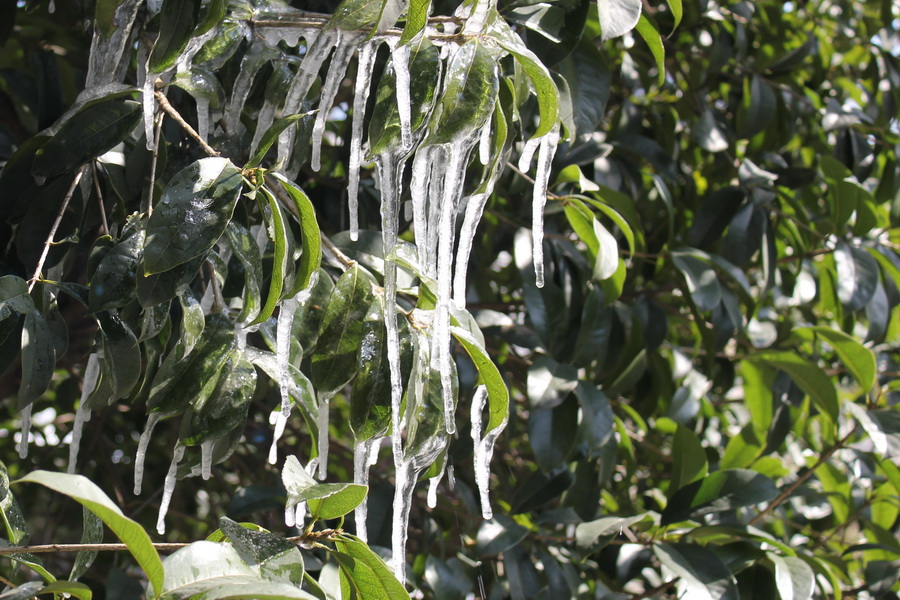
2 0 900 599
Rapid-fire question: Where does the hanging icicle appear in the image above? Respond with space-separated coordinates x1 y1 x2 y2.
134 412 161 495
470 385 507 519
530 126 561 288
310 34 361 171
156 444 186 535
347 40 380 240
68 353 101 474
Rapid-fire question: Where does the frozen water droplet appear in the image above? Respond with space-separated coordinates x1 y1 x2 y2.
531 127 560 288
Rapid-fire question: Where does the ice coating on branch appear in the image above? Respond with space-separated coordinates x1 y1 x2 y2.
436 144 474 434
531 127 560 288
317 398 330 480
17 404 32 459
200 440 214 480
141 74 157 150
68 353 100 474
195 97 210 143
391 458 416 584
279 29 339 164
353 437 380 542
311 35 360 171
157 444 185 535
134 412 161 495
392 43 413 149
471 385 507 519
347 40 379 240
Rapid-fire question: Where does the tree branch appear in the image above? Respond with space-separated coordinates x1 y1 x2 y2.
154 91 219 158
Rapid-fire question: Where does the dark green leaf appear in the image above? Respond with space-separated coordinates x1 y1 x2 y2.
136 254 205 308
33 99 142 178
653 543 738 600
752 351 838 421
143 157 243 275
634 13 665 86
794 326 876 391
251 186 289 325
148 0 202 73
770 553 815 600
672 252 722 311
451 326 509 433
736 75 776 139
575 513 647 550
527 356 578 409
661 469 779 525
19 309 56 409
180 350 256 446
270 175 322 296
69 508 103 581
225 222 263 324
670 422 708 491
333 535 410 600
93 310 141 404
217 517 303 585
834 240 879 311
475 516 529 557
528 394 578 472
89 225 144 312
245 114 310 169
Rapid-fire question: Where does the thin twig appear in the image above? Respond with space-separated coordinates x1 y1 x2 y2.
146 112 164 217
319 233 355 270
748 426 859 526
28 164 89 292
91 161 109 235
154 91 219 158
632 578 679 599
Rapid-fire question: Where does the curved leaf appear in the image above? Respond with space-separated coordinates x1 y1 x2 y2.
752 351 838 421
333 535 410 599
451 326 509 433
597 0 642 41
661 469 779 525
148 0 202 73
270 175 322 296
653 543 738 600
251 186 289 325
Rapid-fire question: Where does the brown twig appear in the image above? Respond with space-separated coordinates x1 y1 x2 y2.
28 164 89 292
154 90 219 158
91 161 108 235
146 112 164 217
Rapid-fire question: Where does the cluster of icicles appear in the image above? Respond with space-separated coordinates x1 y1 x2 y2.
44 1 559 584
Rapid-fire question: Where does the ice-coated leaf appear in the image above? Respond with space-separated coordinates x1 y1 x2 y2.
0 460 28 544
251 186 289 325
653 543 738 600
331 0 384 30
794 326 876 391
282 456 367 520
752 351 838 421
661 469 778 525
195 0 226 37
180 350 256 446
143 157 243 275
634 13 665 86
148 0 202 73
333 535 410 599
89 225 144 312
70 508 104 581
18 308 56 408
217 517 303 585
475 515 529 556
596 0 642 41
95 0 131 39
423 39 498 146
93 310 141 404
770 553 814 600
399 0 430 45
310 265 376 397
834 240 879 311
368 36 441 155
451 326 509 433
351 296 413 441
225 222 263 324
575 513 647 550
270 175 322 296
15 471 164 596
33 99 142 178
41 581 93 600
245 113 311 169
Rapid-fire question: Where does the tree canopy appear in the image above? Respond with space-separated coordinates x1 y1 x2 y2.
1 0 900 598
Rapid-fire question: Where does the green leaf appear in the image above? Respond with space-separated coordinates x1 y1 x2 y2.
89 227 144 312
195 0 227 37
95 0 130 39
794 326 876 391
270 175 322 296
399 0 430 45
653 543 738 600
310 265 376 397
143 157 243 275
423 39 498 146
634 13 665 86
251 186 289 325
225 222 263 324
661 469 779 525
0 460 28 544
245 113 310 169
282 456 366 520
451 326 509 433
475 516 529 556
217 517 303 585
180 350 256 446
833 240 879 311
368 36 441 155
672 252 722 311
18 308 56 408
665 0 682 30
93 310 141 404
526 355 578 410
671 423 708 491
15 471 164 597
136 254 206 308
33 98 142 178
40 581 93 600
528 394 578 472
331 0 384 30
770 553 815 600
333 535 410 600
736 75 776 139
596 0 642 41
575 513 647 550
148 0 202 73
70 508 104 581
752 351 838 421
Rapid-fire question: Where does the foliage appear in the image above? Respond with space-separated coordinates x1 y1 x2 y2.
1 0 900 599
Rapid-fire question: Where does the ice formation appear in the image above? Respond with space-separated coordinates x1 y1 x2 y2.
68 353 100 474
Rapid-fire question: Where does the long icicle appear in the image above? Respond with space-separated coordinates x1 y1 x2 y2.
134 412 161 495
352 437 380 542
392 43 413 150
68 353 101 474
347 40 379 241
310 34 360 171
17 404 32 459
156 444 185 535
410 147 433 267
317 396 331 480
391 458 416 585
531 126 560 288
470 385 507 519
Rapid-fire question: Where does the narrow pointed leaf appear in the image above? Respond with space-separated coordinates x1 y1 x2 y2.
653 543 738 600
245 113 311 169
225 222 263 324
271 175 322 296
752 351 838 420
795 326 876 392
148 0 202 73
251 186 289 325
634 13 665 86
451 326 509 433
662 469 778 525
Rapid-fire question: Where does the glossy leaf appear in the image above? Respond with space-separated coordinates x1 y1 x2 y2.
794 326 876 391
333 535 410 599
93 310 141 404
752 351 838 421
180 350 256 446
770 553 814 600
70 508 103 581
670 422 708 492
270 175 322 296
653 543 738 600
596 0 642 41
148 0 202 73
661 469 779 525
575 513 647 550
475 516 529 557
245 113 310 169
225 222 263 324
136 253 205 308
634 14 665 86
15 471 164 596
451 326 509 433
251 186 289 325
282 456 366 520
834 240 879 311
143 157 243 275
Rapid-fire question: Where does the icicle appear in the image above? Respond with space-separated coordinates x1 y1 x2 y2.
48 0 55 14
436 145 472 435
479 120 492 166
311 35 360 171
347 41 379 240
85 0 142 88
392 43 413 150
453 193 488 309
156 444 185 535
200 440 214 480
517 136 541 173
285 501 306 528
268 410 288 465
195 97 210 143
410 147 433 267
174 28 218 75
17 404 32 459
426 459 448 509
531 127 560 288
391 458 416 584
250 97 278 156
461 0 494 35
224 46 268 137
317 398 330 480
134 412 161 495
278 297 299 417
279 29 339 164
424 149 446 277
68 353 100 474
353 437 379 542
142 74 157 150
